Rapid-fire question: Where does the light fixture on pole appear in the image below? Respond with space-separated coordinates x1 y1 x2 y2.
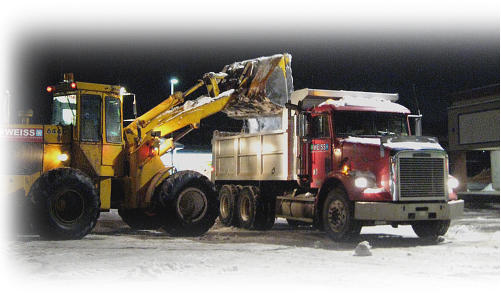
170 78 179 95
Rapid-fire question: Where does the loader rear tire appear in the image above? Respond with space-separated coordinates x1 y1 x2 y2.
29 168 100 240
118 209 162 230
155 170 218 236
218 185 239 227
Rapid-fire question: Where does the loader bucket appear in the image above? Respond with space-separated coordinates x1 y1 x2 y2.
219 53 293 118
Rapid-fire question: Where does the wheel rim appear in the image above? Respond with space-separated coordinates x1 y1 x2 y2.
327 200 347 233
220 194 230 219
240 196 251 222
51 189 85 224
176 187 208 222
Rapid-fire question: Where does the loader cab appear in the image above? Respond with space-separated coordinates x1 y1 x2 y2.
49 81 124 145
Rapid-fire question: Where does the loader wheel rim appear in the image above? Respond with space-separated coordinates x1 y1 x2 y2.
177 187 208 223
51 189 85 224
240 196 251 222
220 194 230 219
327 200 347 232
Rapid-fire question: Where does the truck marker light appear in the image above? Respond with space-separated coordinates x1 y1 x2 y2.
57 153 69 162
341 164 350 175
46 86 54 93
70 82 77 89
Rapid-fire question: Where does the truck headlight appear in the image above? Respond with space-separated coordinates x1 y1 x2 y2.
355 177 368 188
448 175 459 190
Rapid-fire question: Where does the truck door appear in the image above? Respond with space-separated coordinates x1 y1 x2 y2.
310 114 332 188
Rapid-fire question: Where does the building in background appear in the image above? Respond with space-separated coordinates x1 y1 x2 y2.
448 84 500 201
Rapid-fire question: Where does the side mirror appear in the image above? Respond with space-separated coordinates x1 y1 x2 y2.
122 93 137 120
297 113 310 137
408 114 422 136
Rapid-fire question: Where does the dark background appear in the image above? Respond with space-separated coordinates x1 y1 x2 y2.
11 29 500 148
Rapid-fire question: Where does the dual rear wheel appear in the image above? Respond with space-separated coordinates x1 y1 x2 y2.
218 184 275 230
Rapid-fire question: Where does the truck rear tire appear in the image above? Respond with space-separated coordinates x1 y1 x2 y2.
252 187 275 231
155 170 218 236
29 168 100 240
322 188 360 241
236 186 275 230
412 220 450 238
218 185 239 226
236 186 257 229
118 209 162 230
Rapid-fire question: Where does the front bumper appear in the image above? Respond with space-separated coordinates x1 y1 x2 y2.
354 200 464 221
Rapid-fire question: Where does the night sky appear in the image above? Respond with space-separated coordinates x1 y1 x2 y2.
9 14 499 148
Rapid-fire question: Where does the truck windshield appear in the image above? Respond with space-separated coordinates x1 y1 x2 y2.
51 94 77 125
334 111 408 137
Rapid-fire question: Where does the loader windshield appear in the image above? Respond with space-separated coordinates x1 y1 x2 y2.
52 94 76 126
334 111 408 137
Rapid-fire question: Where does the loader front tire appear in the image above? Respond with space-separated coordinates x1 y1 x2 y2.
118 209 162 230
29 168 100 240
155 170 218 236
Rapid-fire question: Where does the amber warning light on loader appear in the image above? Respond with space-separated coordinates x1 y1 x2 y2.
70 82 77 89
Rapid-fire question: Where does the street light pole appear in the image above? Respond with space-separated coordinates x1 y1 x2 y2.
170 78 179 95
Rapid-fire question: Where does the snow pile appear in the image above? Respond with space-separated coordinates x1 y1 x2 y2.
353 241 372 256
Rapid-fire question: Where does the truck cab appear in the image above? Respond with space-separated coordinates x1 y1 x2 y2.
293 89 464 238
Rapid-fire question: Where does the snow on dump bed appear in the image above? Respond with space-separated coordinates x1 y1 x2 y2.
318 96 410 113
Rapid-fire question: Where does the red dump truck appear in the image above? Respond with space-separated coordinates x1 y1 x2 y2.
212 88 464 240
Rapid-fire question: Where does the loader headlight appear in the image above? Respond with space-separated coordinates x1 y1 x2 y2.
355 177 369 188
57 153 69 162
448 175 459 190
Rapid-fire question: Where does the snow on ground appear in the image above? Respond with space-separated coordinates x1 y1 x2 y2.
5 206 500 297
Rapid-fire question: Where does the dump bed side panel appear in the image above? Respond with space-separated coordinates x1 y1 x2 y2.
213 130 294 182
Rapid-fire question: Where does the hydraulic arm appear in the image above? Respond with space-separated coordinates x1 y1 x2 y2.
124 53 292 159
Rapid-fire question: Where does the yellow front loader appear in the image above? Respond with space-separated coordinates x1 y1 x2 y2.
3 54 292 239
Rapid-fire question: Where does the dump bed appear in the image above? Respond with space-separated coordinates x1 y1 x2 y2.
212 111 296 182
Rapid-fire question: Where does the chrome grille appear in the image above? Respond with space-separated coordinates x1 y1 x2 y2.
398 157 446 199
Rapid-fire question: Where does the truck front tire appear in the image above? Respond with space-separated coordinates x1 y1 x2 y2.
155 170 218 236
322 188 361 241
29 168 100 240
412 220 450 238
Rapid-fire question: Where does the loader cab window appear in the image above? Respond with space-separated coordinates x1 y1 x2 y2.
105 96 122 143
80 94 101 142
52 94 77 126
311 114 330 138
